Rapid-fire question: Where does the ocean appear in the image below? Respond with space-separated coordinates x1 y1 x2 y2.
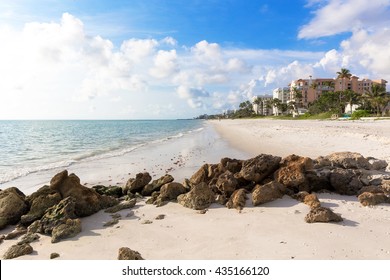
0 120 204 185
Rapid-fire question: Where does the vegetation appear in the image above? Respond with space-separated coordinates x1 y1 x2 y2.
196 68 390 120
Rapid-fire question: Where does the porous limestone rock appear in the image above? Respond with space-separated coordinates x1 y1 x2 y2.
154 182 188 207
124 172 152 194
142 174 174 196
330 168 363 195
304 207 343 223
117 247 144 260
3 243 33 259
104 199 136 213
292 191 321 209
216 171 238 197
238 154 281 184
358 192 389 206
177 182 214 210
252 181 286 206
324 152 371 170
51 218 82 243
226 188 247 210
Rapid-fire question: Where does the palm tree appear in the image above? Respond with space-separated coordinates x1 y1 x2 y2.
291 87 303 116
343 90 360 115
364 84 388 116
252 97 262 115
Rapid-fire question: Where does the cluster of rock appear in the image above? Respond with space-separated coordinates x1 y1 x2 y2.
1 151 389 259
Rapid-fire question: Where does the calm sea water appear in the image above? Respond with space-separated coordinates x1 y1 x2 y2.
0 120 204 184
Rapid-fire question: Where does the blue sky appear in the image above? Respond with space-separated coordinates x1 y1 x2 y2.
1 0 390 119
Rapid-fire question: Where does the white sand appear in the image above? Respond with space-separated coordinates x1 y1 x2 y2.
1 119 390 260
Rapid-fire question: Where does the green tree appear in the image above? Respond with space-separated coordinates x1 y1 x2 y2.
343 90 361 115
364 84 389 116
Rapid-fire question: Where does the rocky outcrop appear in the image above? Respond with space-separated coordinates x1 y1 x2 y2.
238 154 281 184
304 207 343 223
124 172 152 194
216 171 238 196
3 243 33 259
226 188 247 210
117 247 144 260
177 182 215 210
49 170 118 217
329 168 363 195
252 181 286 206
154 182 188 206
142 174 174 196
274 155 313 192
324 152 371 170
0 187 29 229
190 164 210 185
20 185 62 226
358 192 389 206
31 196 82 243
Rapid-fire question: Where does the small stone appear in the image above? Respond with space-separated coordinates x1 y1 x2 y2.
197 209 208 214
104 199 136 213
117 247 144 260
141 220 153 224
3 243 33 259
50 252 60 259
103 219 119 227
17 233 40 245
110 213 122 219
126 211 134 218
155 214 165 220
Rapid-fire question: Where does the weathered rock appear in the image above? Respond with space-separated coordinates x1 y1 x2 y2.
103 218 119 227
39 196 77 235
20 185 62 226
51 218 82 243
252 181 286 206
104 199 136 213
304 207 343 223
155 214 165 220
50 252 60 259
142 174 174 196
357 185 384 195
92 185 123 197
226 189 247 210
306 170 332 192
216 171 238 197
358 192 389 206
292 191 321 209
118 247 144 260
325 152 371 170
215 194 228 205
218 158 242 174
4 227 27 240
17 233 40 245
367 157 388 171
141 220 153 224
382 180 390 194
27 220 41 234
274 154 313 192
146 192 160 204
50 170 118 217
155 182 188 207
190 164 209 185
177 182 215 210
330 168 363 195
238 154 281 184
125 172 152 194
3 243 33 259
0 187 29 229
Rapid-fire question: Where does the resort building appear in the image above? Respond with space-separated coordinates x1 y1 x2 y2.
272 87 290 104
252 94 273 116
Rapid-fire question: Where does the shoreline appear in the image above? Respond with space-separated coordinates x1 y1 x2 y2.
1 119 390 260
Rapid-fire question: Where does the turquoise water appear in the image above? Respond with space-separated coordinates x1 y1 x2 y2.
0 120 204 184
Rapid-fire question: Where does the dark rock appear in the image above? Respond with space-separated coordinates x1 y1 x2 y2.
154 182 188 207
3 243 33 259
304 207 343 223
324 152 371 170
358 192 389 206
51 218 82 243
142 174 174 196
17 233 40 245
357 185 385 195
50 253 60 259
238 154 281 184
0 187 28 229
49 170 118 217
145 192 160 204
155 214 165 220
92 185 123 197
274 154 313 192
306 170 332 192
177 182 215 210
226 189 247 210
118 247 144 260
39 196 77 235
104 199 136 213
20 185 62 226
125 172 152 194
330 168 363 195
252 181 286 206
4 226 27 240
215 194 228 205
367 157 388 171
103 218 119 227
219 157 242 174
190 164 209 185
216 171 238 197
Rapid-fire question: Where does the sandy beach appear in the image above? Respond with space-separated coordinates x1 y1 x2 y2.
1 119 390 260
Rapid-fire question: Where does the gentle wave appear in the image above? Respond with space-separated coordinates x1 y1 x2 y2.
0 122 205 184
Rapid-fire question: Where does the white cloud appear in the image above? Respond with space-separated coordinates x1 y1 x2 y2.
149 49 178 79
299 0 390 39
177 85 210 109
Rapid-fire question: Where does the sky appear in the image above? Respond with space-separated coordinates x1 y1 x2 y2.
0 0 390 119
